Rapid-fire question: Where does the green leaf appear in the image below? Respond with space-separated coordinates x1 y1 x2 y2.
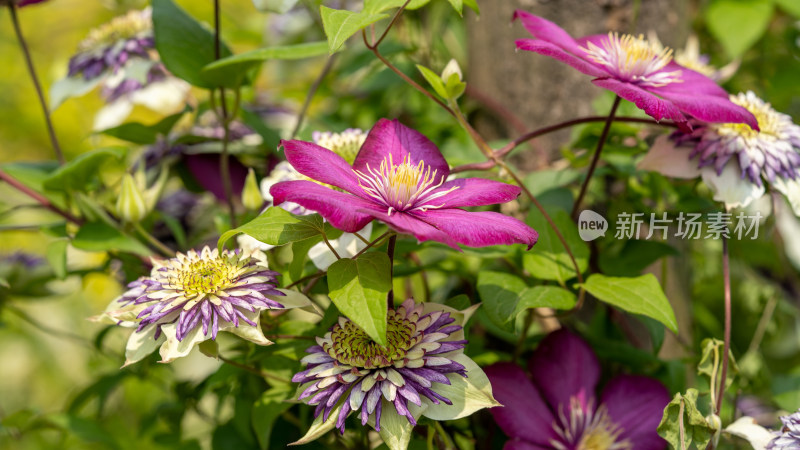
776 0 800 17
598 240 678 277
287 236 323 284
251 386 292 450
42 147 126 192
46 239 68 280
513 286 576 318
327 252 392 346
523 169 581 197
463 0 479 13
1 161 59 194
477 272 575 330
705 0 774 58
203 41 330 82
657 389 716 450
218 207 333 250
72 222 151 256
46 414 121 449
152 0 233 88
523 208 588 285
421 353 500 420
416 64 449 99
583 273 678 333
291 401 342 445
320 6 389 53
252 0 299 13
698 338 739 388
446 0 463 15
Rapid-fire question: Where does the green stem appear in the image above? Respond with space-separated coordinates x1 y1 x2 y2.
715 235 732 415
0 168 82 225
7 2 65 165
133 222 173 257
571 95 621 219
386 235 397 309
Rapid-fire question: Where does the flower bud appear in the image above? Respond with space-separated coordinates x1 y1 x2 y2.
116 173 148 223
441 58 463 83
241 168 263 211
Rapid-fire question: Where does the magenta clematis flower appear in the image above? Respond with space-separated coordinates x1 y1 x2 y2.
513 11 758 131
486 329 670 450
270 119 538 250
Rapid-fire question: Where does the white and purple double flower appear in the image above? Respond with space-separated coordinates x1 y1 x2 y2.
270 119 538 250
291 299 497 443
94 246 313 366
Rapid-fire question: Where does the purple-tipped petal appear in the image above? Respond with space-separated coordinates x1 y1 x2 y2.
270 181 375 232
353 119 450 184
515 39 608 78
433 178 522 208
416 209 538 249
527 329 600 412
591 78 687 123
281 139 363 195
484 362 557 447
656 92 760 130
600 375 670 450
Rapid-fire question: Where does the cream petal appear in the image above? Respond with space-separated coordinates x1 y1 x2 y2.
122 324 165 367
638 135 702 179
701 165 765 210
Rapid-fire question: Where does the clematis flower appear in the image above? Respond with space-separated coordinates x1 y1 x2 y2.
638 91 800 213
513 11 758 130
291 300 497 446
92 246 313 366
767 409 800 449
486 329 670 450
270 119 538 250
54 8 190 130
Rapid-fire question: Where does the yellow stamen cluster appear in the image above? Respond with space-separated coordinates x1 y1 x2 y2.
583 32 682 87
551 397 632 450
314 129 367 164
356 154 457 215
160 248 249 298
715 92 782 140
78 8 152 53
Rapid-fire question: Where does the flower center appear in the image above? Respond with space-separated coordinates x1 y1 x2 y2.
715 92 783 140
355 154 457 215
324 310 422 369
582 32 682 87
78 9 152 53
172 255 240 296
550 397 632 450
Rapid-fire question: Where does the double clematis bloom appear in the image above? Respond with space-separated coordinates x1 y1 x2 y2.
56 8 190 130
291 300 497 447
93 246 313 366
513 11 758 131
486 329 670 450
270 119 538 250
639 91 800 213
767 409 800 449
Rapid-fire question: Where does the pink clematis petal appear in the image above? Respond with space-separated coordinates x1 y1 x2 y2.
600 375 671 450
417 209 538 249
591 78 688 123
281 139 363 195
513 10 586 56
527 329 600 413
353 119 450 184
650 63 729 98
355 204 459 249
270 180 375 232
432 178 521 208
485 362 558 448
504 441 552 450
515 39 608 78
656 92 760 130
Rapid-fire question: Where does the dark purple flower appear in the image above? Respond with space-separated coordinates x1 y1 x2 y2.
513 11 758 131
270 119 539 250
292 299 472 434
16 0 48 7
486 329 670 450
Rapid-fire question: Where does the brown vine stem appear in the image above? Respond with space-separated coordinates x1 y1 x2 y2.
0 168 83 225
571 96 621 219
8 2 65 165
715 235 732 415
